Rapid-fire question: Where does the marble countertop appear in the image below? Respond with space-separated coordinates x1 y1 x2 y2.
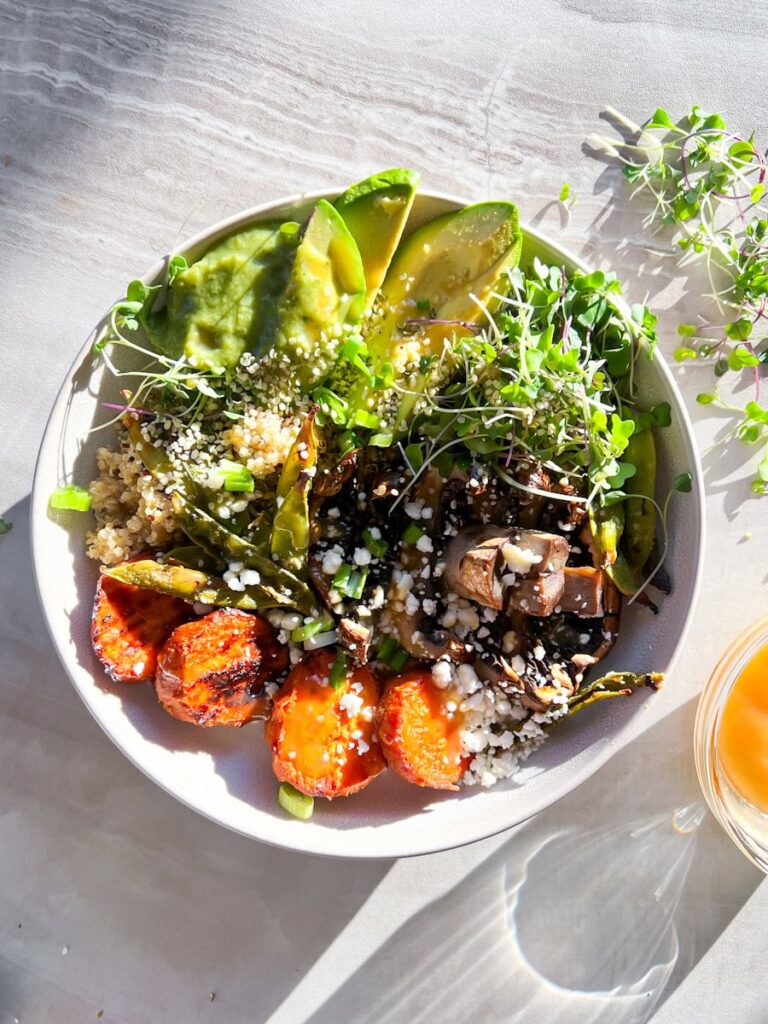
1 1 766 1021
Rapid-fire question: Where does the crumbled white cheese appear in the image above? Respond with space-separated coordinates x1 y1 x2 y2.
501 543 542 574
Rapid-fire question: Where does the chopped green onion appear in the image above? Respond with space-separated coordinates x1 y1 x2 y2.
217 459 254 493
332 563 368 599
390 647 410 671
402 522 424 545
278 783 314 820
377 636 410 671
351 409 381 430
49 485 92 512
368 431 394 448
329 648 349 690
291 618 334 643
362 527 388 559
304 630 339 650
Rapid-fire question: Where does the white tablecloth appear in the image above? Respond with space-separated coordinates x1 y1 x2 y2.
1 1 766 1021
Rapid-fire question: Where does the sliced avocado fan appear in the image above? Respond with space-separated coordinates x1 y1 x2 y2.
334 169 420 311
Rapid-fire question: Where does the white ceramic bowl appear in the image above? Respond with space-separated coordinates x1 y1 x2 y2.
32 189 705 858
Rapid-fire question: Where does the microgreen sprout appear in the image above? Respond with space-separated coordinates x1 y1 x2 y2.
592 104 768 492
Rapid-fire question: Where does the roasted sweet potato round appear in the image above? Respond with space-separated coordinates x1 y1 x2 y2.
91 572 192 684
155 609 287 727
265 649 385 798
377 670 469 790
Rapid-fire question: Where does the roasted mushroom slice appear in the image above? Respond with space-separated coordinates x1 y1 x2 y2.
506 571 565 617
559 566 605 618
445 525 569 608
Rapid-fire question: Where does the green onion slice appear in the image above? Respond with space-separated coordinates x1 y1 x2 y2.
49 485 93 512
278 783 314 820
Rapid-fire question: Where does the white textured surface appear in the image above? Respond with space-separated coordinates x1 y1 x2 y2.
1 0 767 1021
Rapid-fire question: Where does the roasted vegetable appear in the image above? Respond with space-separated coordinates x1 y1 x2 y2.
104 559 315 615
270 408 319 572
171 493 316 613
91 571 192 683
559 567 605 618
623 429 657 571
377 670 469 790
567 671 664 716
155 609 287 726
265 650 385 798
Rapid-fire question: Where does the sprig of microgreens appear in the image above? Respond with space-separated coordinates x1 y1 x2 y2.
591 104 768 493
376 262 662 514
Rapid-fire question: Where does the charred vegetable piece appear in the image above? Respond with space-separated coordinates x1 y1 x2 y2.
91 572 192 683
124 416 174 480
506 571 565 617
155 609 286 727
445 525 569 609
377 670 469 790
265 650 385 798
559 567 605 618
171 493 316 613
623 429 657 570
567 671 664 716
270 408 319 572
103 559 314 614
338 617 373 663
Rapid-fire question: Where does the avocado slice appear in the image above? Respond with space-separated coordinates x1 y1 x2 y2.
154 223 299 371
272 199 367 391
334 169 420 311
349 201 522 433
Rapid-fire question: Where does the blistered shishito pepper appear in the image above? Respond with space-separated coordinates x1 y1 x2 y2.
171 492 316 613
622 428 657 571
104 559 310 613
270 408 319 573
567 671 663 716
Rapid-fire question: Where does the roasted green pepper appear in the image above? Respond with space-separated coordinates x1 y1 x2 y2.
171 492 316 613
622 429 657 571
270 408 319 572
104 560 306 612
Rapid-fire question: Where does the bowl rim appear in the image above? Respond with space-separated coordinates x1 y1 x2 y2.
31 187 706 858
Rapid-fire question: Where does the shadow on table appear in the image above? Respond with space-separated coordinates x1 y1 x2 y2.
0 496 393 1024
299 698 762 1024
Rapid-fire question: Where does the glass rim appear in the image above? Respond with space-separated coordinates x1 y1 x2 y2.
694 614 768 873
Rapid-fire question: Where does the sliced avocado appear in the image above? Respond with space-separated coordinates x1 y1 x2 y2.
348 202 522 433
154 223 299 371
272 199 366 391
334 169 420 311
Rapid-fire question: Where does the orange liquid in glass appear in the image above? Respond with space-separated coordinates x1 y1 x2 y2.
717 643 768 814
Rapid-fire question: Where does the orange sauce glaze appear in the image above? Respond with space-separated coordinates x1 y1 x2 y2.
718 642 768 813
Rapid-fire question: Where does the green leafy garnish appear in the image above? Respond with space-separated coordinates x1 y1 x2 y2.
0 517 11 535
592 104 768 492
